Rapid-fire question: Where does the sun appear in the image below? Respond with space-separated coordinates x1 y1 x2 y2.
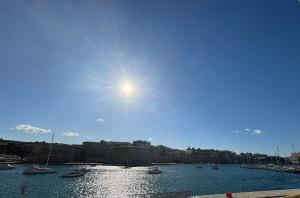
120 81 135 96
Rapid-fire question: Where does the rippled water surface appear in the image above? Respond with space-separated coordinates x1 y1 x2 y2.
2 164 300 197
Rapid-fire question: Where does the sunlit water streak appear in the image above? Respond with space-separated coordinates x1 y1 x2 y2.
2 164 300 197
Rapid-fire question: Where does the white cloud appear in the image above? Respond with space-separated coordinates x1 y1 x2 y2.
253 129 262 135
147 138 153 141
13 124 51 134
235 128 263 136
63 131 80 137
97 118 104 122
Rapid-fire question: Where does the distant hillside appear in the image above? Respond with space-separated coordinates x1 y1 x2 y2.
0 139 269 165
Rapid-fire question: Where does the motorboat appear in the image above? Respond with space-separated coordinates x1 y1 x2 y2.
211 164 219 170
284 166 300 174
0 164 15 170
74 167 91 173
61 170 85 178
147 167 162 174
23 165 56 174
61 166 90 178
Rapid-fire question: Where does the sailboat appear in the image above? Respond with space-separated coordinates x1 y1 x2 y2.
0 142 15 170
23 133 56 174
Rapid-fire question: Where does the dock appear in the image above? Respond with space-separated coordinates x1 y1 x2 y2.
194 189 300 198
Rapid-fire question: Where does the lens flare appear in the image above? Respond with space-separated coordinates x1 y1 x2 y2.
121 82 134 96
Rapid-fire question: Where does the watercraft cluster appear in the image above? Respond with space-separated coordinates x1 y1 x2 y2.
241 164 300 174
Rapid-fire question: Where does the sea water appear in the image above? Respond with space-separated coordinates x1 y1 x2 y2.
1 164 300 198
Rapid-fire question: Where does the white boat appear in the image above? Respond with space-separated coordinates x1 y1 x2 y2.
23 165 56 174
0 164 15 170
147 167 162 174
23 133 56 174
61 170 85 178
211 164 219 170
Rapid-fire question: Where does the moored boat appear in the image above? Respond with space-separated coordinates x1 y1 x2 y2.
74 167 91 173
23 133 56 175
147 167 162 174
284 166 300 174
0 164 15 170
23 165 56 174
61 170 86 178
196 165 202 169
211 164 219 170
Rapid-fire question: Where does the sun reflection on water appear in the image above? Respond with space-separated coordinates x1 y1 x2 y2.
4 164 300 198
72 166 153 198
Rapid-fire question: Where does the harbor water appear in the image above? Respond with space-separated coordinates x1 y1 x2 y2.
2 164 300 197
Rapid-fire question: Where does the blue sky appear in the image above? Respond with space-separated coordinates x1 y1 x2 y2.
1 0 300 155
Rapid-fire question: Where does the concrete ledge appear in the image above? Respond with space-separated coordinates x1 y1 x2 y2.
193 189 300 198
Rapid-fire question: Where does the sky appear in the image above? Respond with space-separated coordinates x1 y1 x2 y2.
0 0 300 155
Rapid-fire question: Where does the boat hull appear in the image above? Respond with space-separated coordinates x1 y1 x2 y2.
61 173 85 178
0 164 15 170
23 170 56 174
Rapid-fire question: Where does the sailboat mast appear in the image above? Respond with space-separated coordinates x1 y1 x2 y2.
46 133 54 167
277 146 280 166
292 143 296 153
292 143 296 166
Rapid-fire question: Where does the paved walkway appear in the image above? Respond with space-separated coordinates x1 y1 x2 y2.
193 189 300 198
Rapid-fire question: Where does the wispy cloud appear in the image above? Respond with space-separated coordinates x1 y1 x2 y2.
63 131 80 137
234 130 240 134
12 124 51 134
235 128 263 135
147 138 153 141
97 118 104 122
253 129 262 135
87 76 100 82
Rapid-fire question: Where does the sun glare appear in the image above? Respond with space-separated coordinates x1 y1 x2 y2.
120 82 134 96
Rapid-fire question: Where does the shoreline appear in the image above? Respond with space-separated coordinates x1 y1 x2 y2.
3 161 184 166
